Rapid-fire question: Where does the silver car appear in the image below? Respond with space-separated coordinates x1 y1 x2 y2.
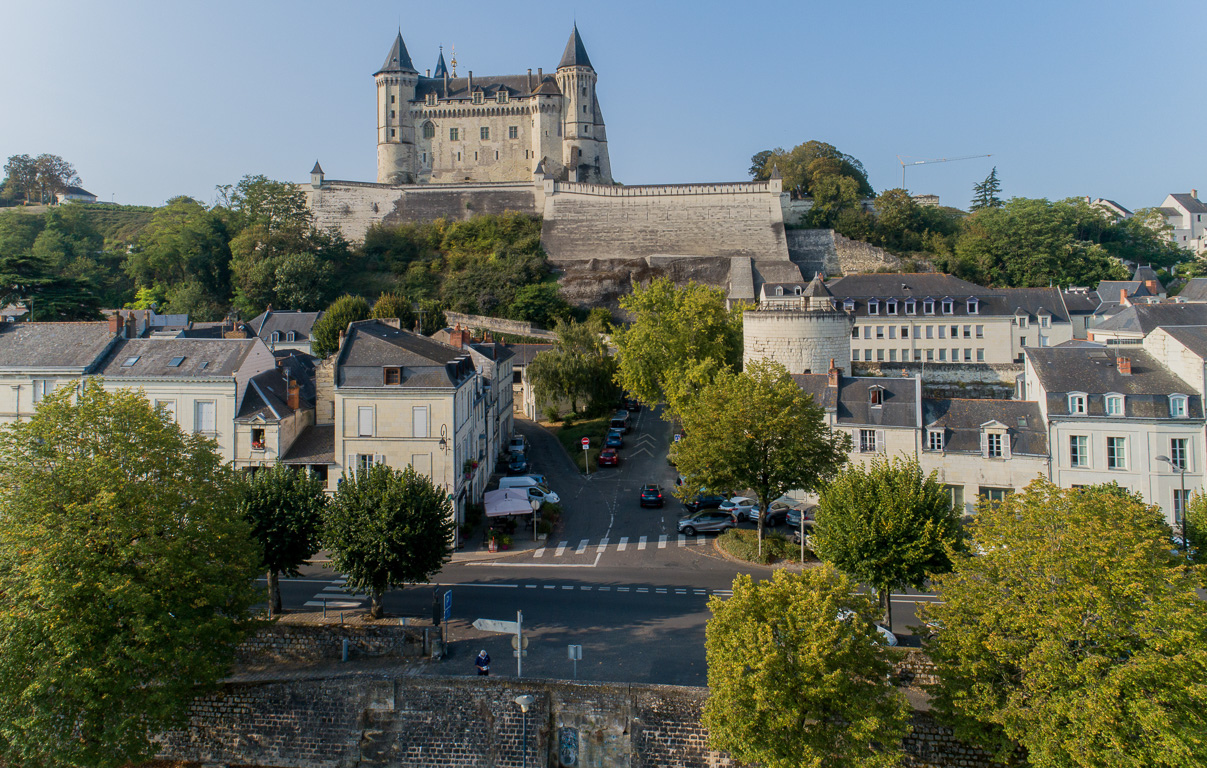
677 510 737 536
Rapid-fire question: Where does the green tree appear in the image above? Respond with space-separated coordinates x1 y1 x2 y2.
751 141 873 199
310 294 370 358
969 167 1003 211
508 282 572 328
704 567 910 768
3 154 38 203
125 196 232 310
923 480 1207 767
748 149 774 180
672 360 850 557
324 463 455 619
811 455 963 629
272 251 335 310
612 277 744 411
526 316 618 415
236 465 327 616
0 382 260 768
1179 490 1206 568
371 290 416 329
417 298 447 335
33 154 81 204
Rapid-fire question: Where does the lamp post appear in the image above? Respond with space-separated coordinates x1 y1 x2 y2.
513 694 535 768
1156 454 1189 557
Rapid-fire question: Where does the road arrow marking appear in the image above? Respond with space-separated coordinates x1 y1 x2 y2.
629 447 652 458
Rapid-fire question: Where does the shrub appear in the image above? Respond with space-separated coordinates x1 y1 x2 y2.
543 405 560 422
718 529 798 564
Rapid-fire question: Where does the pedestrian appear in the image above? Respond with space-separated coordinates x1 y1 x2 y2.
475 649 491 676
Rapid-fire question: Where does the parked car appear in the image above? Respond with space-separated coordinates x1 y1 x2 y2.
522 473 548 487
609 411 631 434
508 435 528 454
507 452 529 474
624 398 641 412
639 484 665 507
597 448 620 467
677 510 737 536
605 430 624 448
683 493 726 513
719 496 759 522
758 499 794 527
838 609 898 647
525 485 560 505
785 505 816 530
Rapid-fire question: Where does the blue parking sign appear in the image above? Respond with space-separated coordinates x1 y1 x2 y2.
443 589 452 621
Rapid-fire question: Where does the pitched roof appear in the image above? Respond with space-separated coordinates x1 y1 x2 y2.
280 425 335 465
311 161 323 175
1060 289 1101 313
248 309 324 341
1132 264 1163 286
433 49 448 78
338 320 475 388
802 274 832 298
507 343 553 367
376 31 417 75
416 73 560 101
923 398 1048 456
1170 193 1207 214
237 356 315 420
983 287 1070 322
1158 325 1207 359
557 24 593 70
0 322 116 370
95 338 258 379
1177 278 1207 303
1092 303 1207 335
791 374 918 428
1026 347 1202 419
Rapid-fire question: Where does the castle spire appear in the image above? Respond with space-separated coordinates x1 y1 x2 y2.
557 23 593 70
433 46 448 78
375 30 417 75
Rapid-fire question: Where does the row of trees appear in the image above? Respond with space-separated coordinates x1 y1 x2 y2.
2 153 81 205
0 383 455 767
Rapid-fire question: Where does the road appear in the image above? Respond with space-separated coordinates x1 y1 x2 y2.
274 405 939 685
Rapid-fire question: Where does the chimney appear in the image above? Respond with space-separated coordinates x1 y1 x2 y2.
1117 356 1132 376
537 67 542 80
468 70 473 92
527 68 533 91
1119 288 1130 307
451 323 463 348
287 380 300 410
1146 279 1160 294
827 358 840 388
108 313 121 336
124 312 137 339
484 330 492 343
338 328 346 351
1194 189 1199 200
426 68 431 77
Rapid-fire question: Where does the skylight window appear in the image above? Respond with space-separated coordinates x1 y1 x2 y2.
199 361 210 370
168 356 186 368
122 356 140 367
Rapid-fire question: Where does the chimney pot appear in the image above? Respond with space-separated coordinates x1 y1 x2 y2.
1117 356 1132 376
108 314 121 335
1194 189 1199 200
1119 287 1129 306
287 380 301 410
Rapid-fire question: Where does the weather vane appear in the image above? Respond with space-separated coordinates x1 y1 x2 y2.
450 44 457 77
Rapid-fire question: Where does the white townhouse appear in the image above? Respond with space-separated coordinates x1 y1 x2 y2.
247 309 325 356
1157 192 1207 253
0 321 119 422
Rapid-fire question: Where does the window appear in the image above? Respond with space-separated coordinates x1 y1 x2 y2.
926 325 934 339
582 86 587 95
964 349 972 362
901 326 909 338
1175 489 1191 524
270 331 280 343
868 299 879 315
1020 336 1028 348
926 349 934 361
168 355 185 367
358 406 374 437
31 379 50 404
473 92 483 104
980 487 1010 505
843 299 855 312
938 349 947 361
963 325 972 339
859 429 878 453
497 91 508 103
194 401 216 433
389 110 395 119
923 299 935 315
287 331 296 342
946 484 965 511
887 300 898 316
975 325 984 339
927 429 944 450
851 348 859 361
122 355 140 367
449 127 460 141
888 326 897 340
889 349 897 362
1171 437 1188 470
967 298 979 314
776 287 784 296
384 367 401 385
986 432 1003 458
391 128 396 138
876 326 885 339
942 299 954 315
412 406 429 438
480 126 490 140
1070 435 1088 467
869 387 883 407
390 95 395 104
864 349 872 361
976 348 985 362
905 298 916 315
938 325 946 339
1107 436 1127 470
509 125 518 139
863 326 871 339
1040 315 1050 328
950 325 959 338
1170 395 1188 418
876 349 884 361
423 122 435 139
356 454 375 473
1105 394 1124 416
426 93 436 106
251 428 265 450
851 327 860 339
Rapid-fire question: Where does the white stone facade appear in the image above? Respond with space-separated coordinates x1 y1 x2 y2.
743 310 853 375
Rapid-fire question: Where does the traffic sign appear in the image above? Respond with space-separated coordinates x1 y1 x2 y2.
443 590 452 622
567 644 582 660
473 618 520 634
581 437 590 449
511 635 530 650
674 433 681 443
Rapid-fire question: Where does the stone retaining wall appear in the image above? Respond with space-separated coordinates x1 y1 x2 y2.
442 311 556 341
236 623 428 665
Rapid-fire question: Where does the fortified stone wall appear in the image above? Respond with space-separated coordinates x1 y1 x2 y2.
156 673 1004 768
853 361 1020 399
743 308 854 374
787 229 917 277
442 311 557 341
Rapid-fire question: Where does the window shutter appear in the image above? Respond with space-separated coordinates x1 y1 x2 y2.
358 407 374 437
346 454 357 477
1003 432 1012 459
413 406 429 438
375 454 387 467
980 430 989 457
875 430 886 453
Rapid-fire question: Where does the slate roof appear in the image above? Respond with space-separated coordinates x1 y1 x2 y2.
791 374 918 428
1158 325 1207 359
1095 280 1149 303
468 341 515 364
1026 347 1202 419
1177 278 1207 303
1132 264 1163 286
507 343 554 367
338 320 475 388
558 24 593 70
923 399 1048 457
0 322 116 370
416 73 560 101
376 31 417 75
983 287 1070 322
1061 289 1101 313
826 273 1000 317
237 356 316 420
311 161 323 175
1091 303 1207 335
802 274 832 298
1171 193 1207 214
433 49 448 78
95 338 257 379
280 425 335 465
249 310 323 342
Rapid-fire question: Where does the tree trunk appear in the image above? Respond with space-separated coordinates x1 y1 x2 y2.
879 586 893 632
369 589 384 619
756 495 766 560
267 570 281 617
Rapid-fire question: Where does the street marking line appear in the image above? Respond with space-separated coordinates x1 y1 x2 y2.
636 587 649 593
618 537 629 552
575 539 588 555
544 585 556 590
598 586 610 591
562 585 575 590
555 541 568 557
304 600 361 608
677 535 687 547
533 547 546 558
617 587 630 592
525 585 537 589
696 536 706 546
596 537 609 553
321 586 345 592
657 535 667 549
580 586 592 591
675 589 687 595
655 588 667 594
638 536 648 550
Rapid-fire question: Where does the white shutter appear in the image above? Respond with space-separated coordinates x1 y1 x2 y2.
374 454 387 467
875 430 886 453
980 430 989 457
195 401 216 433
346 453 357 477
413 406 429 438
358 407 374 437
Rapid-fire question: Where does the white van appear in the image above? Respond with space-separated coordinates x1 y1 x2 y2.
499 476 560 504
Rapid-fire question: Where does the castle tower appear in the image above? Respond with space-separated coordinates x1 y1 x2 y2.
375 31 419 184
555 25 612 184
742 275 853 375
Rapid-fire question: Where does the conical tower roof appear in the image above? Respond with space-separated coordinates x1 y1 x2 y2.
433 48 448 78
311 160 324 174
557 24 593 70
802 273 831 298
376 31 417 75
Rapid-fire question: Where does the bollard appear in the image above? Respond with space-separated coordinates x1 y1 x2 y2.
342 638 349 663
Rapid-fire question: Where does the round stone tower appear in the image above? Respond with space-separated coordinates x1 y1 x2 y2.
555 24 611 184
375 31 419 184
743 275 853 375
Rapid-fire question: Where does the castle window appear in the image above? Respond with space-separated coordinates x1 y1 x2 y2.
473 92 483 104
497 91 508 104
391 95 395 103
495 151 499 160
584 124 590 133
582 86 587 95
578 148 583 158
423 122 435 139
457 152 461 161
583 105 587 113
426 93 436 106
481 126 490 140
390 110 395 119
509 126 518 139
390 129 396 138
450 127 460 141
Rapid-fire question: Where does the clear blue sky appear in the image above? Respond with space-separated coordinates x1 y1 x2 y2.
4 0 1203 211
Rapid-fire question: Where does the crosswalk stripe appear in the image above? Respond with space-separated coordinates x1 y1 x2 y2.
617 587 629 592
637 587 649 593
677 534 686 547
555 541 568 557
656 588 667 594
533 546 546 558
575 539 588 555
596 537 609 553
694 589 708 595
617 537 628 552
696 536 706 546
638 536 647 550
598 586 610 591
657 535 667 549
675 589 686 594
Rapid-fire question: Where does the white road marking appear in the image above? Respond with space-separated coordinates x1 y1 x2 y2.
575 539 588 555
638 536 648 550
636 587 649 593
544 585 556 590
562 585 575 590
533 546 546 558
696 536 706 546
555 541 568 557
525 585 537 589
655 588 667 594
580 586 592 591
617 587 630 592
617 537 628 552
694 589 708 595
675 589 686 595
657 535 667 549
598 586 610 592
596 537 609 553
677 534 687 547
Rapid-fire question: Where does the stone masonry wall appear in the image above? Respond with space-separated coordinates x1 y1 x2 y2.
442 311 557 341
787 229 921 278
235 624 428 665
853 361 1020 399
157 673 1005 768
743 309 854 375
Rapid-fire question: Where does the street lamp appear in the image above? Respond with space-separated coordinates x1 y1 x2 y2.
513 694 535 768
1155 454 1190 557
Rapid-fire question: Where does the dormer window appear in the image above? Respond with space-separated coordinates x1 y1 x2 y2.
426 92 437 106
1105 394 1125 416
271 331 280 342
941 298 954 315
794 286 802 296
887 299 898 316
384 367 402 385
1068 393 1087 414
1170 394 1188 418
986 432 1003 458
843 299 855 312
923 298 935 315
905 298 916 315
927 429 944 451
1040 315 1050 328
473 91 484 104
869 386 884 407
497 90 508 104
967 298 979 314
868 299 880 316
775 287 783 296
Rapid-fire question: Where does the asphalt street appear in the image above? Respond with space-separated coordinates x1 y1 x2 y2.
273 405 940 684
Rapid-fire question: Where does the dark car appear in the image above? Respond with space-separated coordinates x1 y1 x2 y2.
759 499 794 527
597 448 620 467
683 493 726 513
677 510 737 536
785 505 816 530
605 431 624 448
625 398 641 412
639 484 665 507
507 452 529 474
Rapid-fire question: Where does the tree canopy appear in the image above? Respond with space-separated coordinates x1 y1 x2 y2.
811 455 963 629
749 140 874 199
704 567 910 768
525 313 618 416
923 480 1207 767
311 294 371 358
0 382 260 768
970 167 1003 212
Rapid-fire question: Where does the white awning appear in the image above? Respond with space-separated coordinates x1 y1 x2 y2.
484 488 536 517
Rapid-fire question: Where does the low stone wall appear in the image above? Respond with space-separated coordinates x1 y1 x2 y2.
236 623 428 665
894 648 940 689
443 311 556 341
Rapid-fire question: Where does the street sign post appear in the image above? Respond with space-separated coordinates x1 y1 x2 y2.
443 590 452 622
568 644 582 679
472 610 525 677
582 437 590 475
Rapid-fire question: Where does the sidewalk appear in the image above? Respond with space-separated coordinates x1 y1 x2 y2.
451 517 546 563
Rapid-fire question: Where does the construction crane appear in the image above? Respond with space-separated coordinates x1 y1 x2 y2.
896 153 992 190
